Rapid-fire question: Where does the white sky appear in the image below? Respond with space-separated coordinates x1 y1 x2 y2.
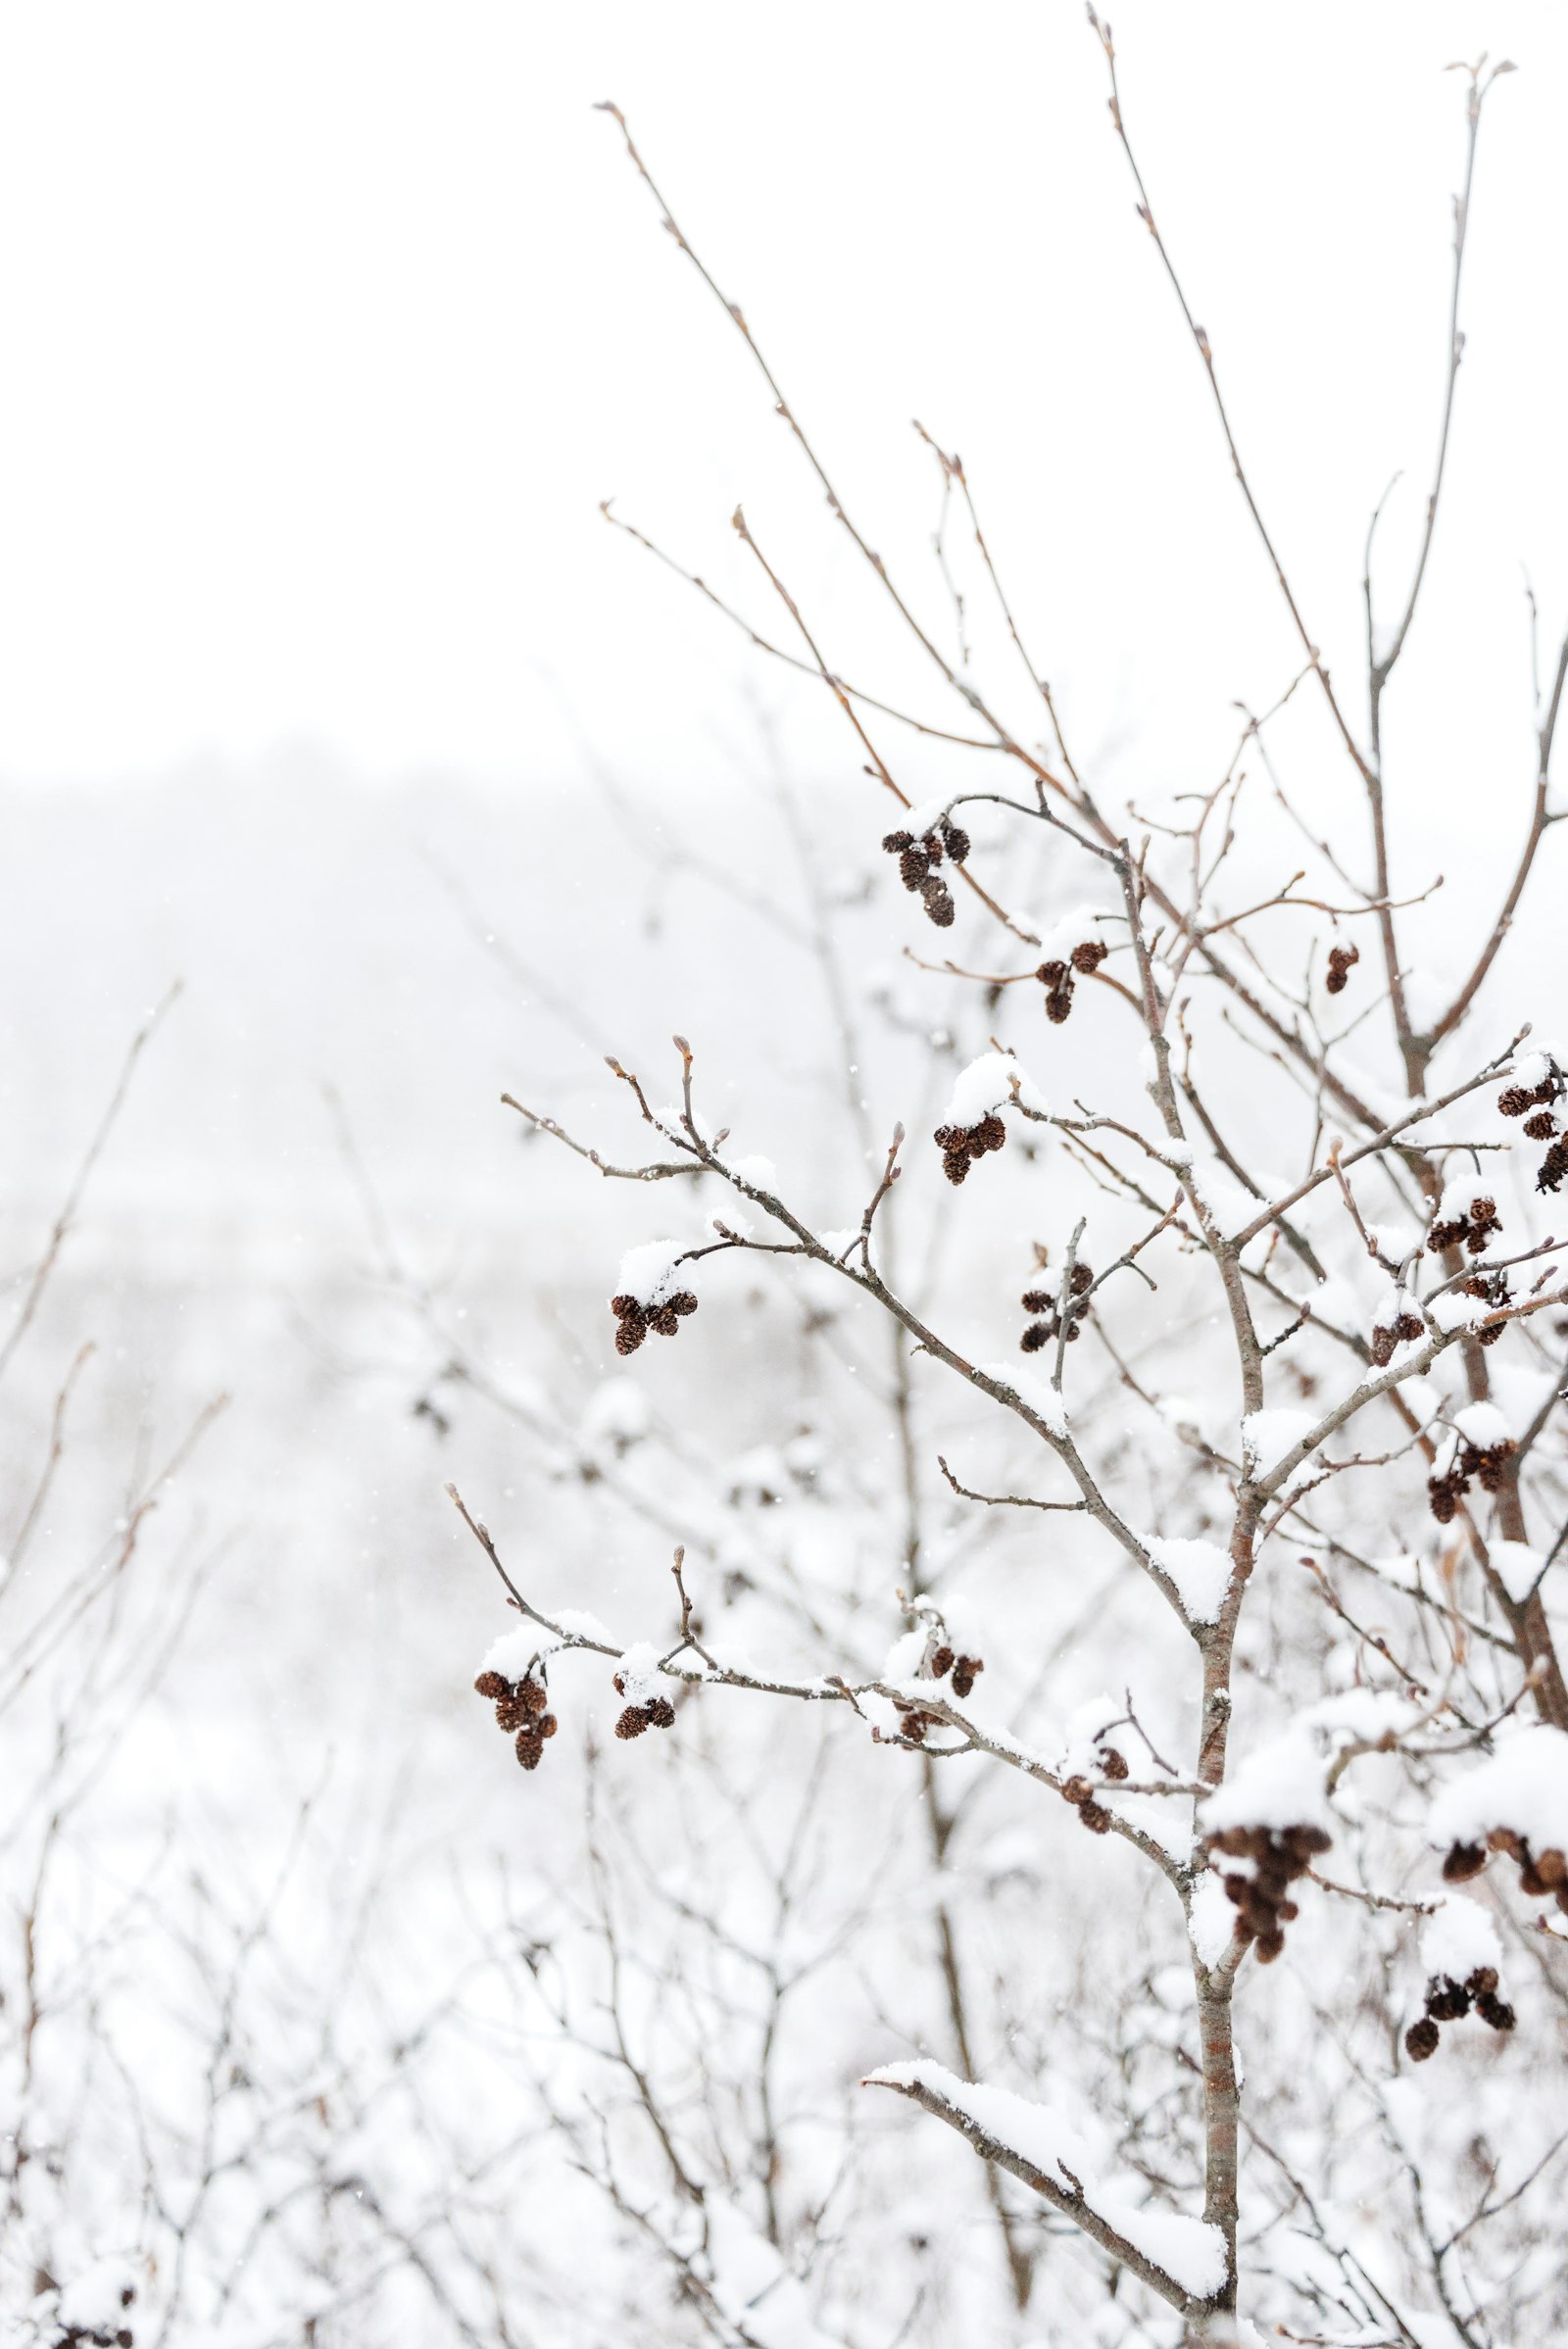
0 0 1564 796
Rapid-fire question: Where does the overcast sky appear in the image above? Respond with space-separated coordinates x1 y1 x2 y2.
0 1 1563 798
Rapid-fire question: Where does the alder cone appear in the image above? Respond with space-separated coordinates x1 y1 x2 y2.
1405 2016 1441 2062
1442 1839 1488 1883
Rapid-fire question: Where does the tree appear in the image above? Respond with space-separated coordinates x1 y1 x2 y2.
457 23 1568 2345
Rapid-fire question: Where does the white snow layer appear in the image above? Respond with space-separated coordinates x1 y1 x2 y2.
1428 1725 1568 1856
478 1626 541 1682
1421 1895 1502 1986
1145 1535 1232 1624
1201 1730 1333 1836
1453 1399 1512 1449
937 1051 1049 1130
864 2061 1228 2299
1241 1407 1319 1475
1493 1541 1544 1602
614 1238 695 1308
614 1639 662 1705
1033 901 1114 964
979 1362 1070 1438
1189 1873 1239 1970
58 2259 137 2329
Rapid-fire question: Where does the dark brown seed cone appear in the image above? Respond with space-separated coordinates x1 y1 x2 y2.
1405 2016 1441 2062
882 830 913 854
610 1295 643 1322
1020 1289 1053 1314
648 1696 676 1730
1071 939 1107 976
1046 987 1073 1025
1466 1966 1499 1999
1497 1086 1535 1117
1524 1109 1559 1141
1254 1929 1287 1964
942 1150 970 1186
1069 1262 1094 1296
1488 1826 1523 1858
1370 1325 1396 1367
1428 1217 1468 1252
474 1671 510 1700
496 1696 531 1733
612 1673 625 1694
668 1292 699 1316
899 845 931 890
1062 1776 1093 1808
1101 1747 1129 1782
1428 1477 1461 1525
1475 1990 1516 2032
957 1655 984 1682
1535 1847 1568 1888
1020 1322 1050 1352
931 1645 955 1679
920 830 945 865
1479 1319 1505 1346
1520 1859 1549 1897
615 1705 651 1739
951 1670 974 1698
1038 959 1068 987
923 880 956 928
1278 1899 1299 1923
647 1303 681 1337
614 1319 647 1356
901 1711 930 1742
1466 1438 1518 1493
1078 1800 1112 1835
1395 1313 1425 1344
1280 1824 1332 1860
518 1678 547 1716
515 1732 544 1770
539 1712 559 1737
1426 1978 1470 2022
940 821 971 863
972 1113 1006 1154
1443 1839 1488 1883
933 1125 968 1154
1538 1140 1568 1193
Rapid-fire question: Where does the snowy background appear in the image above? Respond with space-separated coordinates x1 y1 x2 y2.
3 5 1567 2344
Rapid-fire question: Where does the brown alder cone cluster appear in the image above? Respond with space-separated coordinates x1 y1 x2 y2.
932 1110 1007 1186
1443 1828 1568 1916
474 1668 559 1771
881 817 971 929
1404 1960 1516 2062
612 1666 677 1739
1427 1429 1520 1524
1038 936 1107 1024
1021 1264 1093 1351
611 1288 699 1356
1497 1061 1568 1193
1207 1821 1333 1964
1325 941 1359 994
